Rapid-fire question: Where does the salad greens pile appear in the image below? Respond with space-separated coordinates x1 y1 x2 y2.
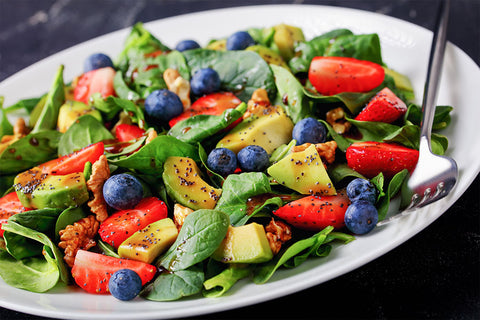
0 22 452 300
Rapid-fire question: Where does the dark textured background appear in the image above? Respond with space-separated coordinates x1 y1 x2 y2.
0 0 479 319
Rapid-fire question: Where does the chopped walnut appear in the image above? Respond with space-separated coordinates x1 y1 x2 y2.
0 118 30 154
145 128 158 144
244 88 271 119
163 68 191 109
173 203 194 230
292 140 337 165
58 215 99 267
86 155 110 222
265 218 292 255
326 107 351 134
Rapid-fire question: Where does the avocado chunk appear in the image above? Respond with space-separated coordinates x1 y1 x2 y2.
206 39 226 51
57 100 102 133
267 144 336 196
14 168 89 209
212 223 273 264
163 157 222 210
216 105 294 154
118 218 178 264
272 24 305 60
246 45 289 69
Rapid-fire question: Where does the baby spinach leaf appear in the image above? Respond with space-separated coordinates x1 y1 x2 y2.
405 104 453 131
215 172 277 226
328 163 366 186
0 97 13 139
0 248 60 293
92 95 146 127
108 135 199 175
168 103 246 144
113 71 141 101
377 169 409 220
270 65 313 123
32 65 65 133
320 120 351 152
326 33 383 65
183 49 276 102
97 240 120 258
159 209 229 272
253 226 354 284
4 96 42 114
9 208 63 235
203 264 252 298
57 115 114 156
0 130 62 175
142 265 204 301
289 29 354 74
54 207 88 241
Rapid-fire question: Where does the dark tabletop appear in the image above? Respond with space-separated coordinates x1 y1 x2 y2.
0 0 479 319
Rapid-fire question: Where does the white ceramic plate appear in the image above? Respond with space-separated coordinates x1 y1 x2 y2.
0 5 479 320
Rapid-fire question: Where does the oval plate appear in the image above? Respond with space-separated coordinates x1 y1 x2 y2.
0 5 479 320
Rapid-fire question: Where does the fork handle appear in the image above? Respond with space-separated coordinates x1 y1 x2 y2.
420 0 450 142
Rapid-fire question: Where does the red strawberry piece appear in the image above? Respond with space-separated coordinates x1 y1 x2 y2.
74 67 116 104
273 191 350 231
115 124 146 142
39 141 104 175
0 192 31 237
71 249 156 294
168 92 242 127
346 141 419 179
99 197 168 248
355 87 407 123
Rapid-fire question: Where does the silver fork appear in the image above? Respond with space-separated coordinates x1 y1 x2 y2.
377 0 457 226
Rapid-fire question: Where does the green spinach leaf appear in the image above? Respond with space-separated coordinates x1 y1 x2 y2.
0 97 13 139
203 264 251 298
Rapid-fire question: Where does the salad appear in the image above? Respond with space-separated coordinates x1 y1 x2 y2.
0 22 453 301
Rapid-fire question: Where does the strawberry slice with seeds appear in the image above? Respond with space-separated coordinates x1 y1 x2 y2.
74 67 116 104
355 87 407 123
72 250 156 294
273 191 350 231
99 197 168 248
346 141 419 179
0 192 31 237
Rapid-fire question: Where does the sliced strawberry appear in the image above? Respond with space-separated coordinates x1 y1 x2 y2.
169 92 242 127
99 197 168 248
308 56 385 96
354 87 407 123
0 192 32 237
115 124 146 142
273 191 350 231
71 250 156 294
39 141 104 175
74 67 116 104
346 141 419 179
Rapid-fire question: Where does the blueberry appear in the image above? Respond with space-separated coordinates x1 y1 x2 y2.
346 178 378 204
190 68 221 96
108 269 142 301
344 200 378 235
226 31 255 50
103 173 143 210
83 53 114 72
175 39 200 52
144 89 184 123
292 117 327 145
207 148 237 176
237 145 270 172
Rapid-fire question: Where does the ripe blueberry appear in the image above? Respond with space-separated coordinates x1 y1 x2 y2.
83 53 114 72
207 148 237 176
144 89 184 123
344 200 378 234
108 269 142 301
175 39 201 52
237 145 269 172
346 178 378 204
103 173 143 210
190 68 221 96
226 31 255 50
292 117 327 145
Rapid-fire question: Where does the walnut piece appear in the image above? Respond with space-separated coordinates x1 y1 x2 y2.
145 128 158 145
0 118 30 154
326 107 351 134
58 215 99 267
292 140 337 165
86 155 110 222
163 68 191 109
173 203 194 230
244 88 271 119
265 218 292 255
